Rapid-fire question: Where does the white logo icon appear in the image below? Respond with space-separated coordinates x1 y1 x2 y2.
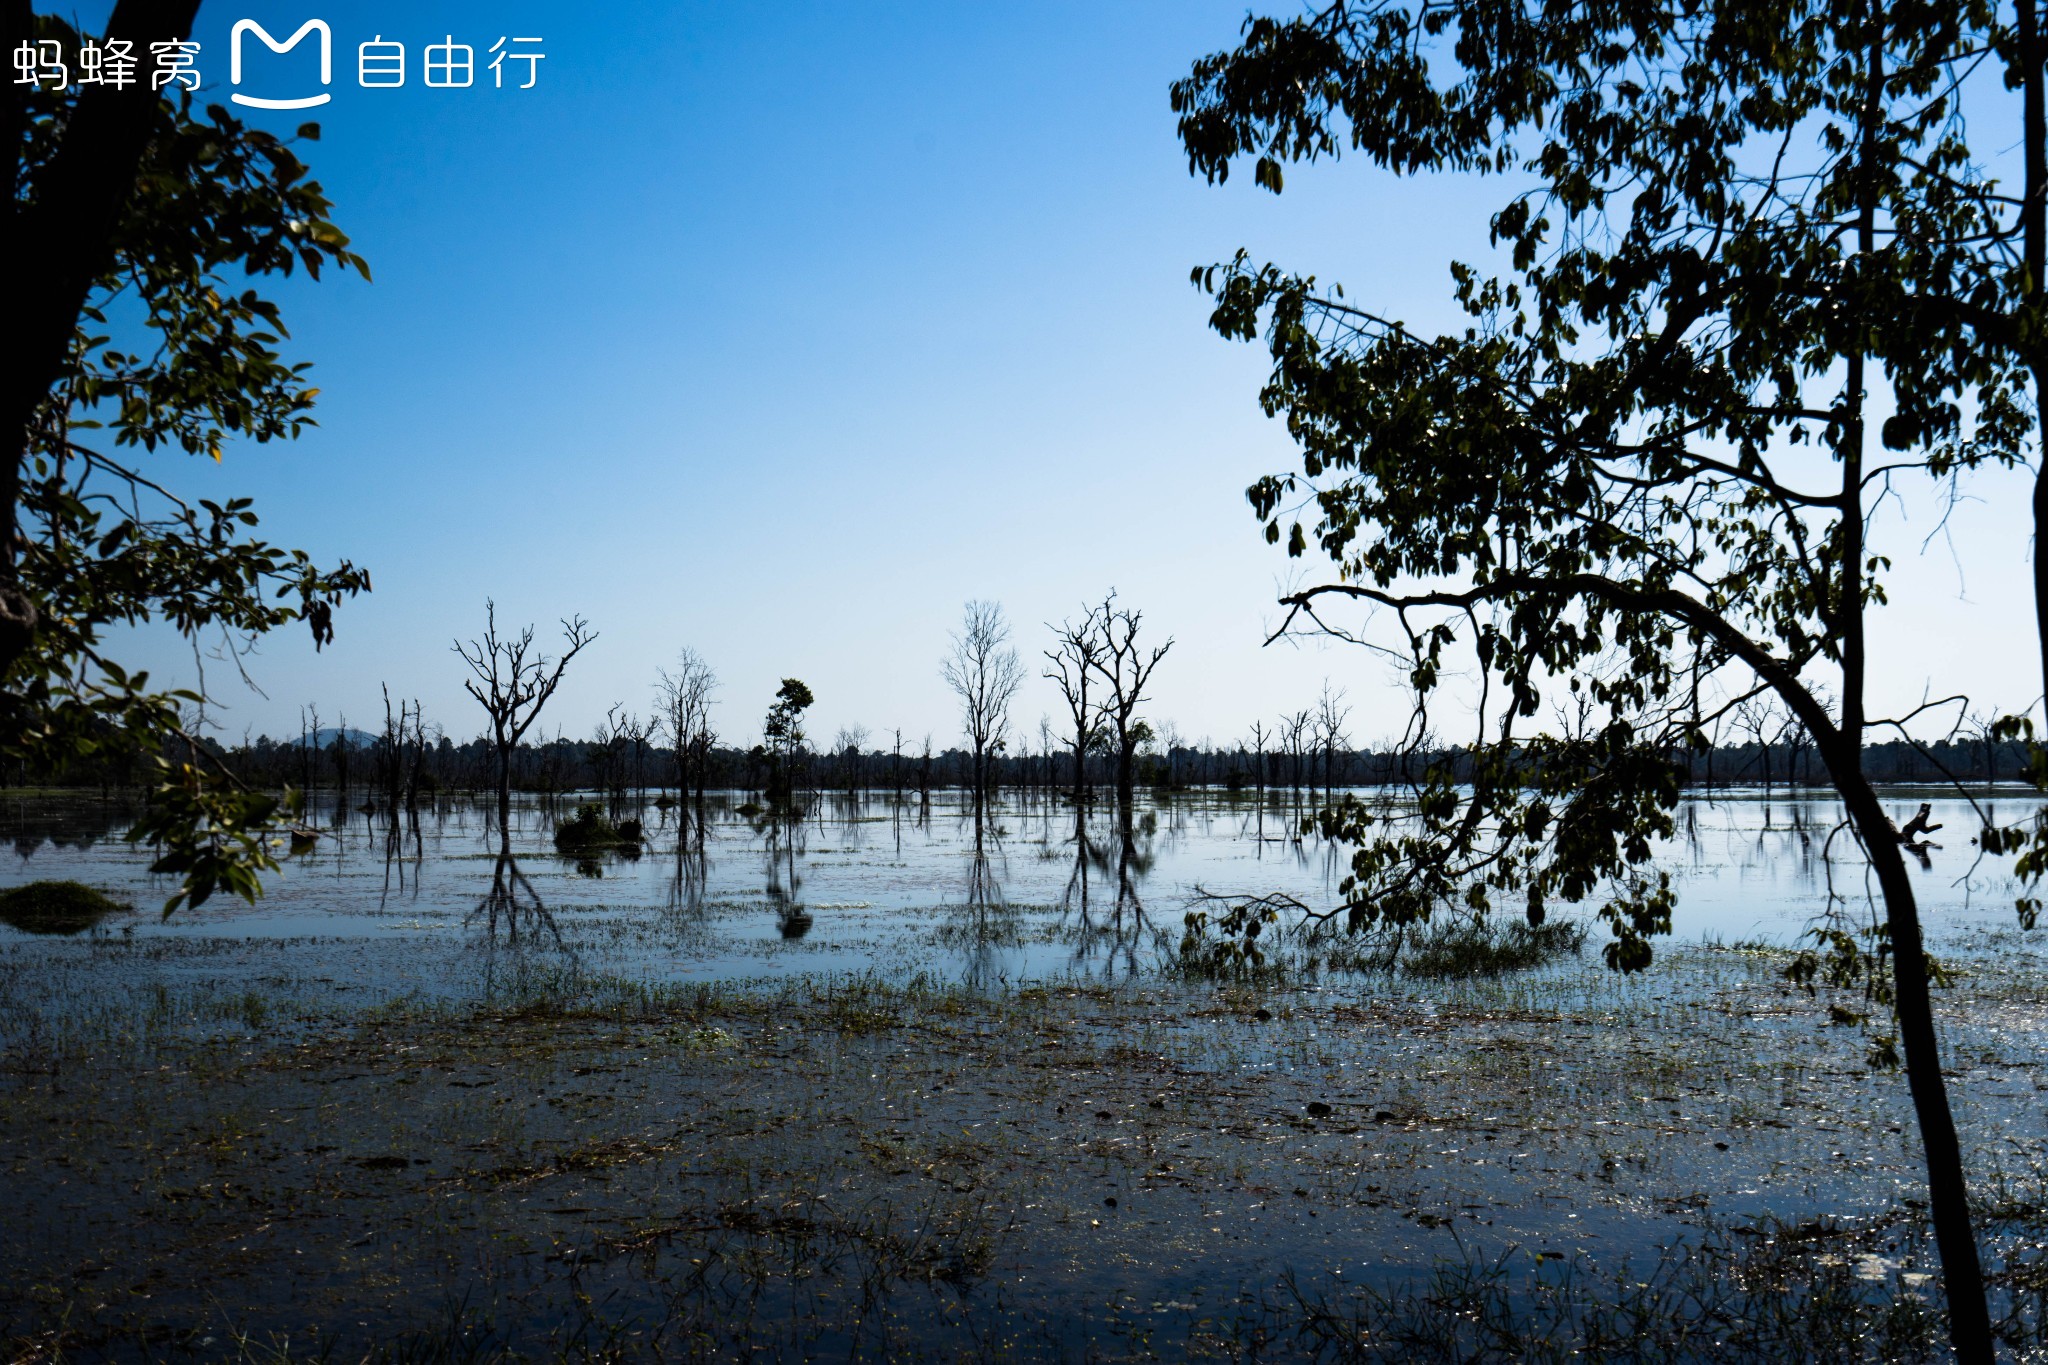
229 19 331 109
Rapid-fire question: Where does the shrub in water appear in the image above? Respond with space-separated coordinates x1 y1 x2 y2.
0 880 130 935
553 803 638 852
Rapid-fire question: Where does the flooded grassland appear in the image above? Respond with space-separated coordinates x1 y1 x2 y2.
2 789 2046 1360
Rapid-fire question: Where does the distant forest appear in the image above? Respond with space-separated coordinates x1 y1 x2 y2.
6 722 2030 801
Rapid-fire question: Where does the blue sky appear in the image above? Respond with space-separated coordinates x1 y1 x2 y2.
91 1 2046 751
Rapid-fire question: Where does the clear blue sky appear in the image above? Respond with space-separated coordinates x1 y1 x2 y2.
95 1 2045 751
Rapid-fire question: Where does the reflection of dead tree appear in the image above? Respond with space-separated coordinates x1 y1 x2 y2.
1115 826 1153 925
455 601 596 833
469 839 563 949
1060 813 1102 918
966 830 1004 911
1086 592 1172 815
666 821 709 923
1057 811 1156 979
953 832 1016 988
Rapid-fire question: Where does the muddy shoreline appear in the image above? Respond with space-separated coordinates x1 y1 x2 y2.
6 939 2045 1360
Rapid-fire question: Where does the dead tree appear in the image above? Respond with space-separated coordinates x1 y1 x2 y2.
1085 592 1172 813
1732 695 1782 790
1314 682 1352 792
455 600 596 831
1045 610 1104 808
942 600 1025 818
834 725 871 795
655 648 719 811
1281 708 1312 791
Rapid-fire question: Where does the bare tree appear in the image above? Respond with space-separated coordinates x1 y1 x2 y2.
1314 682 1352 792
1155 718 1185 789
1731 694 1782 790
942 600 1026 816
1247 719 1270 795
1045 610 1104 808
377 683 426 815
455 600 596 830
592 704 652 811
655 648 719 810
1085 592 1172 812
1962 706 2003 794
1283 709 1312 790
834 724 871 794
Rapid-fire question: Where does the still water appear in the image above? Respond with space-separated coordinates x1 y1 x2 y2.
0 786 2034 1000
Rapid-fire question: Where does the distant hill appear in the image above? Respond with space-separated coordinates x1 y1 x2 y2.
288 728 380 749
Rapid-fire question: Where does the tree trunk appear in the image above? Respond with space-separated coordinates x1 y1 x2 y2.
1833 769 1992 1359
496 748 512 834
2023 0 2048 711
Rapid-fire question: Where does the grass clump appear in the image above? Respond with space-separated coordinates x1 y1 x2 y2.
0 880 130 936
1402 916 1586 979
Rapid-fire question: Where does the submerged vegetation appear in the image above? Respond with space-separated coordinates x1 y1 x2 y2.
3 917 2045 1359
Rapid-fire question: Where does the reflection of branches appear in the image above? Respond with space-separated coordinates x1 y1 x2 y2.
376 809 423 911
666 820 709 924
944 828 1021 989
468 838 564 950
1060 815 1105 919
1057 810 1158 980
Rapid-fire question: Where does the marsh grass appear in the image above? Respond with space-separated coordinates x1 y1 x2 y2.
1398 918 1588 980
1258 1222 1951 1363
4 917 2045 1361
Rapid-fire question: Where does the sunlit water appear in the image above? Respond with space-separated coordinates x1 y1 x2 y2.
0 786 2034 1004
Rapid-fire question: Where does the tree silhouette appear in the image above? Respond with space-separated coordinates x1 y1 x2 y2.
1085 593 1172 816
1176 2 2022 1349
4 7 372 912
455 602 596 832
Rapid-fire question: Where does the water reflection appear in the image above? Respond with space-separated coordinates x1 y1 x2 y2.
469 836 563 951
758 810 810 939
944 825 1022 988
0 788 2039 983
